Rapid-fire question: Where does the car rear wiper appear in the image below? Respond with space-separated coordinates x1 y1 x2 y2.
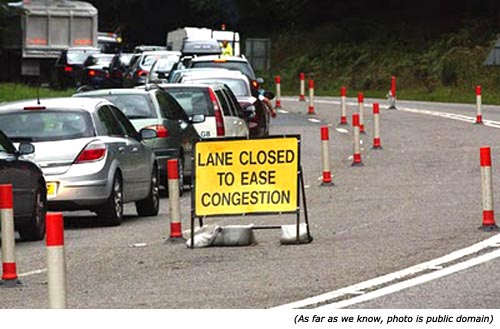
10 137 33 142
127 115 151 119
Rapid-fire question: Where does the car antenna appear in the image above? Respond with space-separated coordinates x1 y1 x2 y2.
36 78 41 105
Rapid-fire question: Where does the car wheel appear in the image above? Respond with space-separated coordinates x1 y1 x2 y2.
97 174 123 226
135 167 160 216
19 184 47 242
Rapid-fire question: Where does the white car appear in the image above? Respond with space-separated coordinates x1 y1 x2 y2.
159 83 249 139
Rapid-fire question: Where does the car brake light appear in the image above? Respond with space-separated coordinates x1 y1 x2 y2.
88 69 96 77
146 124 169 138
23 106 46 111
208 88 225 136
137 69 149 77
213 58 227 63
251 80 259 89
75 142 106 163
64 66 73 72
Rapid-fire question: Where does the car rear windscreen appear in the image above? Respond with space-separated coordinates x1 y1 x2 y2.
166 88 214 116
97 94 158 119
190 61 255 80
185 78 248 97
0 110 94 142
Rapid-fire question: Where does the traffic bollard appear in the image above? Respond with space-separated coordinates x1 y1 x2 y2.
46 212 67 308
275 76 282 109
358 92 365 133
475 85 483 124
388 76 397 109
479 147 499 231
308 79 316 115
167 159 185 242
372 103 382 149
299 73 306 101
320 126 334 186
0 184 21 287
352 113 363 166
340 86 348 125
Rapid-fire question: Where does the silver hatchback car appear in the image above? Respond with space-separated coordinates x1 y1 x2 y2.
0 97 159 226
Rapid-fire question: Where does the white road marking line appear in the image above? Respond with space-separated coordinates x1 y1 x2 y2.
273 233 500 309
308 118 321 123
18 268 47 278
319 248 500 309
335 128 349 134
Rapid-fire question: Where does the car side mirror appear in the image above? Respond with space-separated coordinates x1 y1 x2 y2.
190 114 206 124
139 128 157 140
157 72 167 79
242 106 256 119
18 142 35 155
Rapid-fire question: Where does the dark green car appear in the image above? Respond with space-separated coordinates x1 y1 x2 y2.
74 87 201 194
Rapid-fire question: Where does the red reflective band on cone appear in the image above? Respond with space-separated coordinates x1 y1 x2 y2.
480 147 492 167
341 86 347 97
358 92 364 103
353 114 360 127
167 159 179 180
275 76 281 84
476 85 482 96
483 210 496 226
0 184 13 209
373 103 380 114
170 222 182 238
2 262 18 280
300 72 305 80
476 115 483 123
309 80 314 89
320 126 329 141
322 172 332 183
276 100 281 107
353 153 362 163
46 213 64 247
373 138 381 148
391 76 397 97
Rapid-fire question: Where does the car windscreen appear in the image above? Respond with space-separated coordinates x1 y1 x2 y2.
0 110 95 142
94 94 158 119
165 88 214 116
186 78 249 97
190 61 255 80
153 57 180 73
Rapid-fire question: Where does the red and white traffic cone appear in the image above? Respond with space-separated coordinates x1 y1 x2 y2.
372 103 382 149
340 86 348 125
388 76 397 109
299 73 306 101
352 113 363 166
1 184 21 287
167 159 185 242
479 147 499 231
320 126 334 186
46 212 67 308
308 79 316 115
475 85 483 124
275 75 282 109
358 92 365 133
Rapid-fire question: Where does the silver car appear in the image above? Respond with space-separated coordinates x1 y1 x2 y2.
0 97 159 226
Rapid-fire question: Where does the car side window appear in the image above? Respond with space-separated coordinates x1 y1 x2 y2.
223 87 244 118
215 89 233 116
97 106 125 136
109 106 139 138
156 91 188 121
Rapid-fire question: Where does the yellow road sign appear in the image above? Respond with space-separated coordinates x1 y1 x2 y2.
194 136 300 216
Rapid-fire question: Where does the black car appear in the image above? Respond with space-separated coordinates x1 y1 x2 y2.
53 47 101 89
79 53 116 90
0 130 46 241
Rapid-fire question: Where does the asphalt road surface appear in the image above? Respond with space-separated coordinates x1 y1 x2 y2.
2 95 500 309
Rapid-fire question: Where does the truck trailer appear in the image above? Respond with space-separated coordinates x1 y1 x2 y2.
0 0 98 84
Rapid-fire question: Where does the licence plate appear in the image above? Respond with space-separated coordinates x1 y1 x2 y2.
46 182 58 198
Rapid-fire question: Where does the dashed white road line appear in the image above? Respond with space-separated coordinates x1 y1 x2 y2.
18 268 47 278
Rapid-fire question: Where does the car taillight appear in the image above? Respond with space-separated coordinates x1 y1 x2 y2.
64 66 73 73
146 124 169 138
137 69 149 77
208 88 225 137
251 79 259 89
88 69 96 77
75 142 106 163
112 71 123 78
23 106 46 111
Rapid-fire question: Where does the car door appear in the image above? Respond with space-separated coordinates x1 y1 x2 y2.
215 88 247 137
222 86 250 137
109 105 151 200
96 106 134 201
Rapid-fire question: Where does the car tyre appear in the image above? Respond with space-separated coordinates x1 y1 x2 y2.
135 167 160 216
97 174 123 226
18 184 47 242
